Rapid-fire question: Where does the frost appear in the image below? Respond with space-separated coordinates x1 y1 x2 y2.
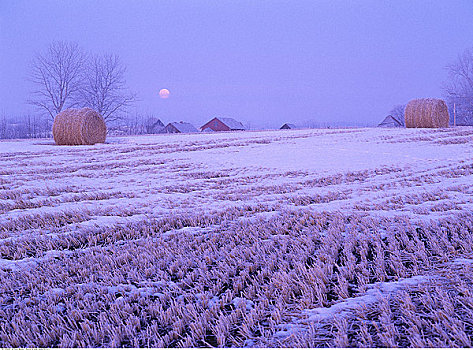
304 275 430 323
1 127 473 347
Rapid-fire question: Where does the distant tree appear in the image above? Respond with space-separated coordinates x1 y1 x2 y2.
443 47 473 125
28 41 85 120
0 114 7 139
78 54 136 122
0 114 52 140
389 104 406 126
29 43 136 125
144 115 164 134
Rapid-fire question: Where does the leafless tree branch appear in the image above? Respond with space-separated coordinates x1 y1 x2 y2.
28 41 86 120
443 48 473 125
78 54 136 122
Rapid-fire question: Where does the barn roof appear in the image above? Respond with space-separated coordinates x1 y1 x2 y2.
378 115 402 127
169 122 198 133
281 123 297 129
150 119 164 133
152 119 164 127
219 117 246 130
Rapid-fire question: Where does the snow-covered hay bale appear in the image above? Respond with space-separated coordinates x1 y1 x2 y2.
404 98 449 128
53 108 107 145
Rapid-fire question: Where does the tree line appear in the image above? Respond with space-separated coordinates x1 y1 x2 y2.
0 113 165 140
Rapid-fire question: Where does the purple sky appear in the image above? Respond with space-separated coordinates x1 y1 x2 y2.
1 0 473 128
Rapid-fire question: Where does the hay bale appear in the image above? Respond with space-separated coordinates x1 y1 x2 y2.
53 108 107 145
404 98 449 128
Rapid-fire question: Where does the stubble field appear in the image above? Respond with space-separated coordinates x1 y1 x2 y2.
1 127 473 347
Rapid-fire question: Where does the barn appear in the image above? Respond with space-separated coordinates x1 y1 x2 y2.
200 117 246 132
162 122 198 134
378 115 403 128
280 123 297 129
148 119 165 134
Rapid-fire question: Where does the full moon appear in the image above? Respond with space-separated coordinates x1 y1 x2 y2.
159 88 170 99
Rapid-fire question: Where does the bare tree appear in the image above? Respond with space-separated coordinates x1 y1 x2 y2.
28 41 85 120
29 42 135 124
79 54 135 122
0 114 7 139
389 104 406 125
443 48 473 125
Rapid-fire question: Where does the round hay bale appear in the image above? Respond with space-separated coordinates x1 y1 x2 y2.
404 98 449 128
53 108 107 145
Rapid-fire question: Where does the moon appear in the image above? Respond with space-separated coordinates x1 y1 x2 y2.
159 88 170 99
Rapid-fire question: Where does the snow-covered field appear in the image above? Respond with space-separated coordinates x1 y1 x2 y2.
1 127 473 347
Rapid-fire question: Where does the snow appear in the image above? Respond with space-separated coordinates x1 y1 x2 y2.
232 297 255 311
273 275 431 341
303 275 429 323
453 258 473 265
168 122 199 133
2 127 473 347
0 140 56 153
219 117 246 130
2 127 473 243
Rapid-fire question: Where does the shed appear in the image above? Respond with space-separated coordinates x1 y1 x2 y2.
280 123 297 129
163 122 198 134
378 115 403 128
200 117 246 132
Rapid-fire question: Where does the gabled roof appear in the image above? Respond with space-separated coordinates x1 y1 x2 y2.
150 119 164 132
219 117 246 130
378 115 402 127
152 119 164 128
281 123 297 129
168 122 198 133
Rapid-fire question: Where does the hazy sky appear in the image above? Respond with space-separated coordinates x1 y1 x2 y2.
1 0 473 128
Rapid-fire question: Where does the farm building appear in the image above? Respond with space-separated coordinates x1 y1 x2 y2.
162 122 198 134
147 119 165 134
280 123 297 129
378 115 403 128
200 117 246 132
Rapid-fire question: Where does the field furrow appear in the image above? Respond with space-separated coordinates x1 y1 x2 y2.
1 127 473 347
